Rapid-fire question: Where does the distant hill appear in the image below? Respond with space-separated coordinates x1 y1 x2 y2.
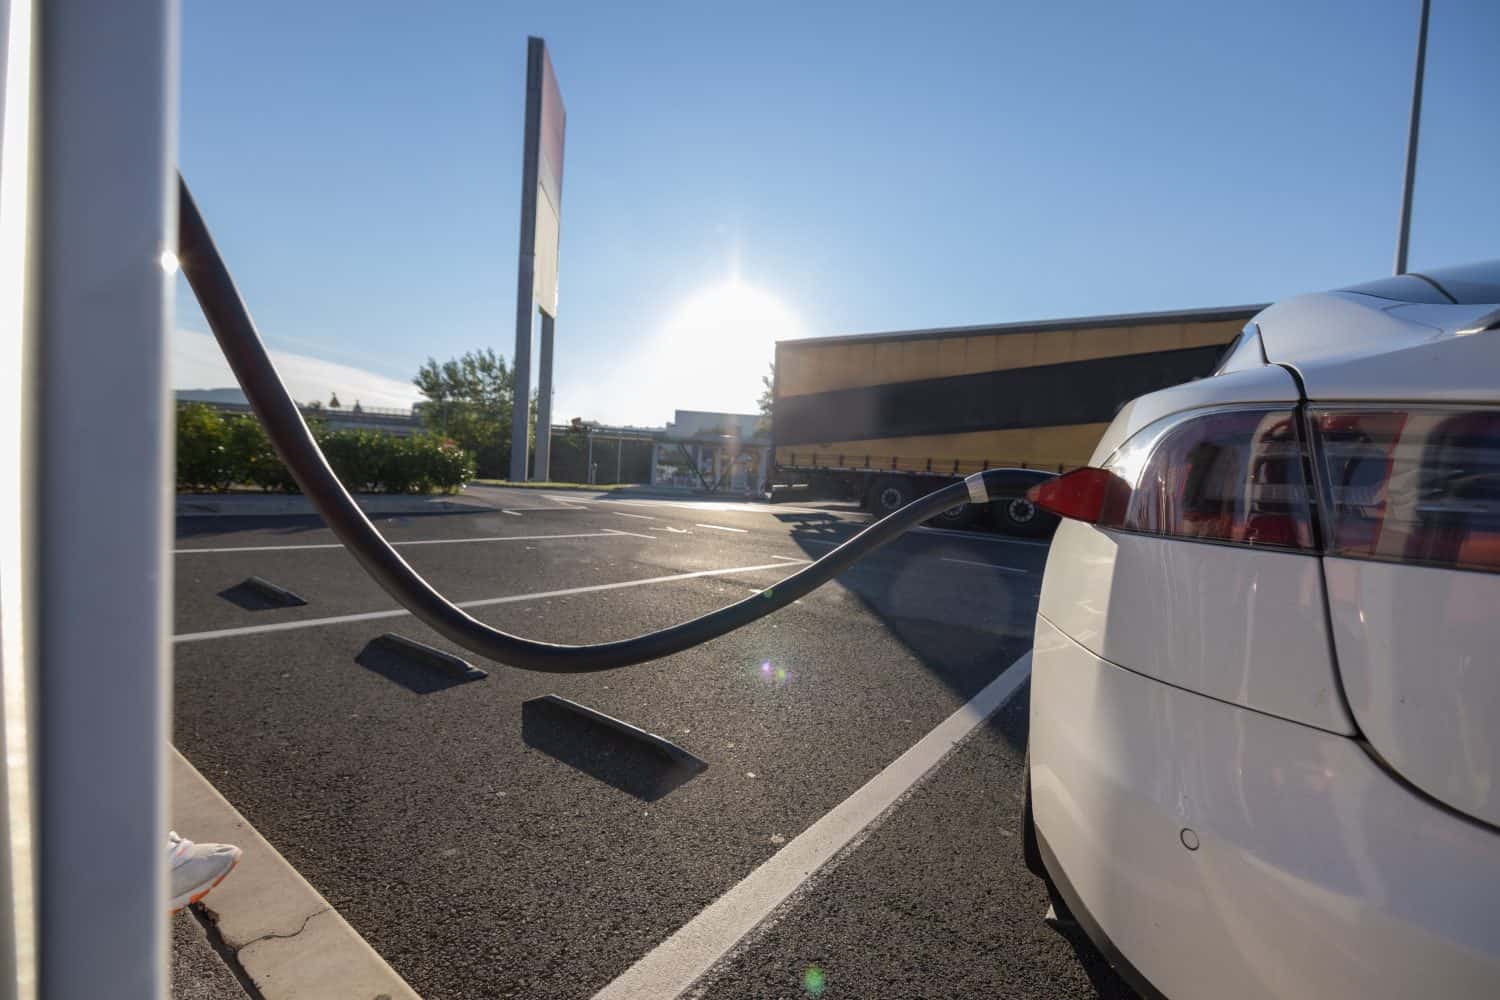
176 387 249 405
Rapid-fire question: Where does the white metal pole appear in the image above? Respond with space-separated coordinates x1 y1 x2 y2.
1394 0 1430 275
0 0 40 995
35 1 177 996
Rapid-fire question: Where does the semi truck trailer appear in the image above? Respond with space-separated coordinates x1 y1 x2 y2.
770 304 1264 534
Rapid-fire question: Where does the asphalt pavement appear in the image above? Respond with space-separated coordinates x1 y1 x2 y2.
172 485 1134 999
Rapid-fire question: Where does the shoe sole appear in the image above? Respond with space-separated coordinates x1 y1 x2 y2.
169 850 242 914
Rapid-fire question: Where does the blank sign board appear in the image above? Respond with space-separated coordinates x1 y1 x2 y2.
523 37 565 317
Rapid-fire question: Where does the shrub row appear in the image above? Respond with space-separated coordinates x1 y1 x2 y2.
176 403 474 494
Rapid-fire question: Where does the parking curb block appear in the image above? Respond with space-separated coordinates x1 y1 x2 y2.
171 749 421 999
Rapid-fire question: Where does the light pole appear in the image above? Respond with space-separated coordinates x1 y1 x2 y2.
1394 0 1431 275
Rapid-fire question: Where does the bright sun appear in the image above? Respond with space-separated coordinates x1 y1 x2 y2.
655 279 800 414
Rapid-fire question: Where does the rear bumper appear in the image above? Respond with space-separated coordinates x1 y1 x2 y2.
1030 614 1500 1000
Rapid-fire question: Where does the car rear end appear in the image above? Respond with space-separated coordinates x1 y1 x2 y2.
1025 263 1500 999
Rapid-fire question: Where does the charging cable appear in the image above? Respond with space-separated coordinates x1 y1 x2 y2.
177 175 1037 671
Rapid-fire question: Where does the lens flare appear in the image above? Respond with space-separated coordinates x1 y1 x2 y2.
803 966 826 996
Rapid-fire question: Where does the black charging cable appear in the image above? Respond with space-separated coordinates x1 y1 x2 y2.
177 174 1038 671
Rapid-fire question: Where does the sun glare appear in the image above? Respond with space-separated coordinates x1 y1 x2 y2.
655 279 800 413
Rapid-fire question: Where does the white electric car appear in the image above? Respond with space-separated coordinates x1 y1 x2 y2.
1021 261 1500 1000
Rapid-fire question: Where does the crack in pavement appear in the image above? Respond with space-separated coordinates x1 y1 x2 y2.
235 905 332 951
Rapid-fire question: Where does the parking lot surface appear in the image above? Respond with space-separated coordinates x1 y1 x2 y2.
173 485 1135 999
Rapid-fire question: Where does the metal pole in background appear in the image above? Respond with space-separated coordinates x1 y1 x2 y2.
35 0 177 995
1394 0 1430 275
509 40 545 482
509 296 534 483
532 311 554 481
615 435 622 484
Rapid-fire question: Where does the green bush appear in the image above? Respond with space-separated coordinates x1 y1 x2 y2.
176 403 232 490
175 404 473 494
319 430 383 492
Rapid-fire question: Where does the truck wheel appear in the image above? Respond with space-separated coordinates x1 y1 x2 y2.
929 499 978 528
867 477 913 516
993 495 1048 537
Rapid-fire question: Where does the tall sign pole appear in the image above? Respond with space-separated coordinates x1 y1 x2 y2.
510 37 565 481
1394 0 1430 276
533 313 555 480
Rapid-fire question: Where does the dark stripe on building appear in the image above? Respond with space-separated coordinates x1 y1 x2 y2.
775 344 1225 445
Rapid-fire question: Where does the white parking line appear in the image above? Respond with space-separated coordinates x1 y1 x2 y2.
613 511 658 521
475 505 586 512
592 652 1034 1000
695 523 747 533
174 530 629 555
173 558 811 643
501 510 524 516
940 557 1028 574
601 527 657 541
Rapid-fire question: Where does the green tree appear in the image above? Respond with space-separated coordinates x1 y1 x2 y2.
756 362 775 435
413 348 519 477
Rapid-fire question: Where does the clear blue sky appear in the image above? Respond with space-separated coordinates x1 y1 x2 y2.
176 0 1500 425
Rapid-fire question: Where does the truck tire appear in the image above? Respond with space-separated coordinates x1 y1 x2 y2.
993 495 1050 537
867 476 914 516
929 499 978 529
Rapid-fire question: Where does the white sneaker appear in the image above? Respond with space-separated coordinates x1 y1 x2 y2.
168 830 241 913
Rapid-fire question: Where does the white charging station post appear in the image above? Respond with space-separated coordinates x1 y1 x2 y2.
1 1 177 997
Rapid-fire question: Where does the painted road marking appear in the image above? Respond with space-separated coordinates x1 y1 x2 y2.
501 510 524 516
609 497 832 516
173 559 811 643
174 530 630 555
613 511 659 521
695 523 747 533
472 505 585 512
592 652 1034 1000
601 527 657 541
796 530 1047 551
940 557 1028 574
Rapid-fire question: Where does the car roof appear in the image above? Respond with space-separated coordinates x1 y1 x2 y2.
1342 258 1500 306
1254 259 1500 402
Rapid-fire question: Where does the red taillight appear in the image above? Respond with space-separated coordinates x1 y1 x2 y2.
1037 408 1316 552
1027 467 1128 524
1310 408 1500 574
1119 408 1315 550
1041 405 1500 574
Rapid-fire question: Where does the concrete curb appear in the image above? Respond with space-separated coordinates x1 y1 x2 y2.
171 749 421 999
176 492 491 518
